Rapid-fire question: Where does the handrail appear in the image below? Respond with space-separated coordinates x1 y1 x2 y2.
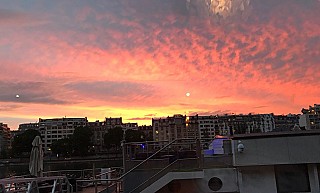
128 159 180 193
128 157 200 193
0 176 67 184
95 169 116 177
0 176 73 193
72 138 203 193
118 138 181 179
109 138 201 193
124 140 169 145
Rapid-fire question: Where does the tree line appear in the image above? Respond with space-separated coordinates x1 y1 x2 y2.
2 126 150 158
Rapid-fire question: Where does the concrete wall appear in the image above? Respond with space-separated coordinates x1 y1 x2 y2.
239 164 320 193
151 168 238 193
233 135 320 166
239 166 277 193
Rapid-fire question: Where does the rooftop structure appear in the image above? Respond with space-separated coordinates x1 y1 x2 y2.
300 104 320 130
273 114 300 132
0 123 11 153
18 123 39 132
152 114 189 142
121 130 320 193
105 117 122 129
39 117 88 152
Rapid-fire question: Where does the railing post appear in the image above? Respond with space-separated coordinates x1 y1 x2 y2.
122 140 126 173
93 163 97 193
196 138 202 169
52 179 57 193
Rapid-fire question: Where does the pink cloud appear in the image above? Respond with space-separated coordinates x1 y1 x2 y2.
0 0 319 128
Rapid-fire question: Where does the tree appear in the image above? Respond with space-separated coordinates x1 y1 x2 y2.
51 138 72 157
104 127 123 150
125 129 145 142
71 126 93 156
11 129 41 157
145 131 154 141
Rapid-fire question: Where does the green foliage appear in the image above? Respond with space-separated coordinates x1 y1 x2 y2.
71 126 93 156
104 127 123 149
103 127 147 150
11 129 41 157
49 126 93 157
51 138 72 157
125 129 145 142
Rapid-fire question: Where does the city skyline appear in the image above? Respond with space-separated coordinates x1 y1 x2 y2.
2 106 312 130
0 0 319 130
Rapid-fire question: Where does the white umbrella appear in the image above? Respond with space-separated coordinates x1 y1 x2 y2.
29 136 44 177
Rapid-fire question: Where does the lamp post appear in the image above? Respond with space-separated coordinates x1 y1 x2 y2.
121 129 126 173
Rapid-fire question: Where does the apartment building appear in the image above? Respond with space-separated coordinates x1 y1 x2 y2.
152 114 188 142
300 104 320 130
122 123 138 130
138 125 153 140
39 117 88 152
87 120 108 152
188 114 275 139
0 123 11 153
274 114 300 132
105 117 122 129
18 123 39 132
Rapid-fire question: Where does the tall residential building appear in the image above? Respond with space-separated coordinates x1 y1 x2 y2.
189 115 219 139
152 115 188 142
188 114 275 139
137 125 154 141
122 123 138 130
299 104 320 130
39 117 88 152
273 114 300 132
87 120 108 152
18 123 39 132
0 123 11 153
105 117 122 129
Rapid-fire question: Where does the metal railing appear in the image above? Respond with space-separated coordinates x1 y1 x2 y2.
118 138 205 193
0 176 73 193
36 137 221 193
129 157 206 193
62 138 200 193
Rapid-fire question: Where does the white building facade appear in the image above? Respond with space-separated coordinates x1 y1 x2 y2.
39 117 88 152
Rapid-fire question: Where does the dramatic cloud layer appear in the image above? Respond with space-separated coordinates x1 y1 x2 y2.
0 0 319 129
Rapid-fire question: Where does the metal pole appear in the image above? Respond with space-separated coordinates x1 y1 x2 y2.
196 138 202 169
122 141 126 173
93 163 97 193
122 128 126 173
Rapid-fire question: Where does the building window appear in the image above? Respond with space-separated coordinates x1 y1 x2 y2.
275 164 310 193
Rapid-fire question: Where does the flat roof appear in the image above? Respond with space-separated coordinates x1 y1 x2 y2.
232 130 320 140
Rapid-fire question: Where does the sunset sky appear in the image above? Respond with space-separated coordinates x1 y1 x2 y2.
0 0 319 130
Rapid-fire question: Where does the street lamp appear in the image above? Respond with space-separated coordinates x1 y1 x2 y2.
121 129 126 172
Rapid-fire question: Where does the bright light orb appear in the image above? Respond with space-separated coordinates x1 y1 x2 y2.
208 0 250 18
16 94 20 98
186 0 251 20
186 92 191 97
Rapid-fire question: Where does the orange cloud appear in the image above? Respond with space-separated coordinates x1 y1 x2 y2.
0 0 319 129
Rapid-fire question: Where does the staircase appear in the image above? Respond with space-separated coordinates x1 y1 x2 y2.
119 138 209 193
